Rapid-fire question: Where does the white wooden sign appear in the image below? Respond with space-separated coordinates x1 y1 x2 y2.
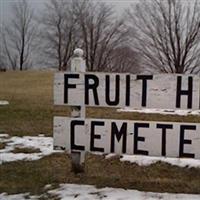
54 71 200 161
54 72 200 110
54 117 200 159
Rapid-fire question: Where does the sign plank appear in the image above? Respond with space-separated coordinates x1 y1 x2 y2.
54 117 200 159
54 72 200 110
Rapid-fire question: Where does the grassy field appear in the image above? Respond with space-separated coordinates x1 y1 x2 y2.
0 70 200 196
0 70 199 137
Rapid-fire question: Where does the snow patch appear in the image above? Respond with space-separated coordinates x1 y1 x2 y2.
120 155 200 168
0 101 9 106
105 154 200 168
1 134 200 168
1 184 200 200
48 184 200 200
118 108 200 116
0 134 9 138
0 193 37 200
0 135 63 164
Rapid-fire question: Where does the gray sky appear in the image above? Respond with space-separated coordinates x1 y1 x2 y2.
0 0 137 69
0 0 136 24
0 0 193 29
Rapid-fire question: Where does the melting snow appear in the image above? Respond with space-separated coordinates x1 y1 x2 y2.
118 108 200 116
0 134 9 138
1 134 200 199
105 154 200 168
0 101 9 106
1 184 200 200
1 134 200 168
119 154 200 168
0 135 63 164
49 184 200 200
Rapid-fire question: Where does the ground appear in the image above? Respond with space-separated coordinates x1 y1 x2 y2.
0 70 200 198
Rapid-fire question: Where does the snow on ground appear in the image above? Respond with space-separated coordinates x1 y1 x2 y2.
1 134 200 168
49 184 200 200
117 108 200 116
0 134 63 164
1 184 200 200
0 193 35 200
105 154 200 168
1 134 200 199
119 154 200 168
0 134 9 138
0 101 9 106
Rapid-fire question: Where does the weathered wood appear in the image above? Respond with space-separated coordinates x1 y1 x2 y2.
53 49 200 167
54 117 200 159
54 73 200 110
70 48 86 172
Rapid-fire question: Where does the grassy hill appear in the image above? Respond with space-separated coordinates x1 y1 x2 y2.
0 70 199 137
0 70 200 195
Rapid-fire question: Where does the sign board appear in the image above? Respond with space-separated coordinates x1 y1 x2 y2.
54 72 200 110
54 117 200 159
54 72 200 160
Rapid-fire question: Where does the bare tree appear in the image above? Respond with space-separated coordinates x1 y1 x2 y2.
74 0 129 72
0 51 7 70
2 34 18 70
40 0 79 71
39 0 137 72
1 31 12 70
107 46 140 73
2 0 36 70
127 0 200 74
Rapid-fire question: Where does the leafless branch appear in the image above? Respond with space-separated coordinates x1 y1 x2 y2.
127 0 200 74
2 0 36 70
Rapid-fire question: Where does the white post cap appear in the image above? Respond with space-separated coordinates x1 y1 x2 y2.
71 48 86 72
74 48 84 57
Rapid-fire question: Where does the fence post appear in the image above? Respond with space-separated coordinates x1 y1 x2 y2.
70 48 86 173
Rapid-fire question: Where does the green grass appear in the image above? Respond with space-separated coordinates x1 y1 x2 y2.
0 70 200 195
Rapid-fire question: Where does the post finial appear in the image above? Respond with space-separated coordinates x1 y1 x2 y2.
74 48 84 57
71 48 86 72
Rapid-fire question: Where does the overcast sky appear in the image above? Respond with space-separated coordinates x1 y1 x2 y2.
0 0 136 24
0 0 193 28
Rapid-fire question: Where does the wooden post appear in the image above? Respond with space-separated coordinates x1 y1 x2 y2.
70 48 86 173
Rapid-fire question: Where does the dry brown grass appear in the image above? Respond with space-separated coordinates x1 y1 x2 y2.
0 142 6 150
83 154 200 194
0 70 199 137
87 107 200 123
0 70 200 195
0 153 200 195
11 147 41 154
0 70 54 136
0 153 72 194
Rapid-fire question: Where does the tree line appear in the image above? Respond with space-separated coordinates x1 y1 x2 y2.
0 0 199 74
